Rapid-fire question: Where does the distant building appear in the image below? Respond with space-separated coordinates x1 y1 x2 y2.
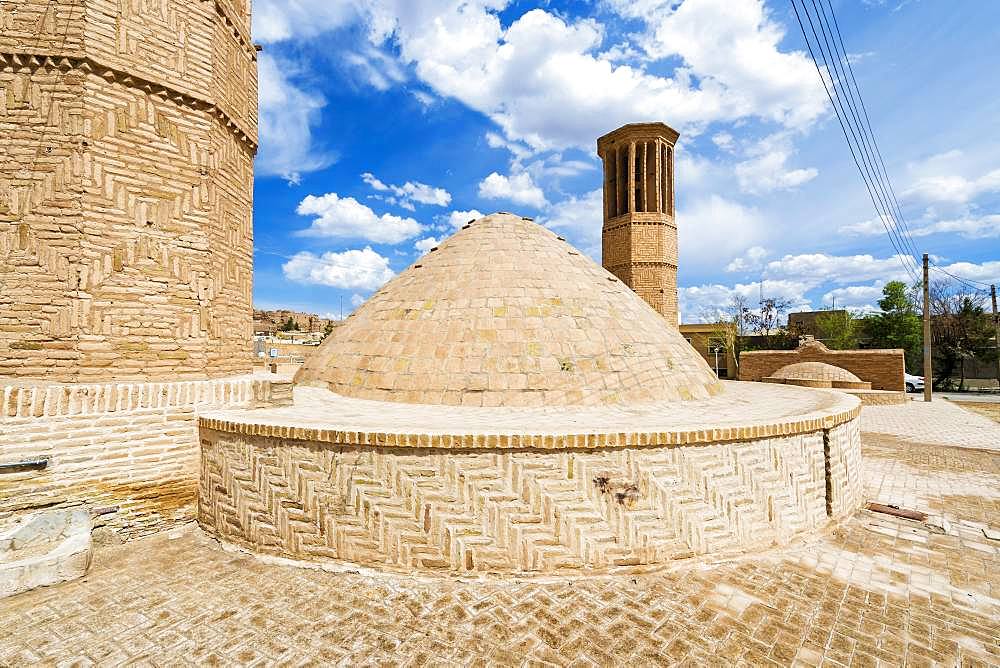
253 309 339 335
679 323 737 378
787 310 849 337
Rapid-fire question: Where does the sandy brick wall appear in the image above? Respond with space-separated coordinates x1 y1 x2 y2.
0 0 256 383
198 418 863 573
0 376 288 539
740 342 906 391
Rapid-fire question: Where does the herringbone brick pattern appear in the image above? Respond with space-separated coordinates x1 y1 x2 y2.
1 430 997 667
197 424 861 573
0 0 255 382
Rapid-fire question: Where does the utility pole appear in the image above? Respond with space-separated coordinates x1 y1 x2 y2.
922 254 932 402
991 284 1000 390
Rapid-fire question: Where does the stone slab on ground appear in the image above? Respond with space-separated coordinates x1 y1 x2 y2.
0 509 92 599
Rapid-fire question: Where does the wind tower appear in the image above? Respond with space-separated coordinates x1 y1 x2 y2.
0 0 258 381
597 123 678 326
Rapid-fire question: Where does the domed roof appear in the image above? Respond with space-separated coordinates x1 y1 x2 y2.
771 362 862 383
294 213 722 407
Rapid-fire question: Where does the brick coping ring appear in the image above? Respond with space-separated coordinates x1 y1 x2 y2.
198 382 860 450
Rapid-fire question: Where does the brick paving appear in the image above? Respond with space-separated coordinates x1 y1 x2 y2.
2 402 999 667
861 398 1000 451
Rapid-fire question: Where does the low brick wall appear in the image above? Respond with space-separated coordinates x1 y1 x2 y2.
0 376 290 540
740 340 905 391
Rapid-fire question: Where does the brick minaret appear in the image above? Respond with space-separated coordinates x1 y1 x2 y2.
597 123 678 326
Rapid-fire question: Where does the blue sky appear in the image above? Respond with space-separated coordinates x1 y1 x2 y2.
250 0 1000 321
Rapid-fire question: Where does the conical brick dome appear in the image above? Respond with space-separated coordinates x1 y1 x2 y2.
294 213 722 407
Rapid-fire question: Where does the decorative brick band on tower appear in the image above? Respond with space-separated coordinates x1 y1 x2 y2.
0 0 257 382
597 123 679 326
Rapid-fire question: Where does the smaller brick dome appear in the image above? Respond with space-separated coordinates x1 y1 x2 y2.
770 362 862 383
764 362 871 390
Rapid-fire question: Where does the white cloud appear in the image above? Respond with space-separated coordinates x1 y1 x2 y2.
725 246 768 272
282 247 395 290
842 210 1000 240
343 47 407 91
444 209 485 228
257 54 333 183
839 214 896 237
678 195 767 266
253 0 358 43
679 279 812 323
350 293 367 307
361 172 452 210
902 154 1000 204
821 284 886 310
762 252 912 285
414 236 440 253
932 260 1000 286
295 193 424 244
359 2 826 154
904 170 1000 204
485 132 532 161
537 189 603 259
478 171 548 209
910 213 1000 239
734 133 818 194
611 0 828 130
712 132 736 153
412 90 436 107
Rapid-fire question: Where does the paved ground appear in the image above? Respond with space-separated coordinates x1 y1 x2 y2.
862 398 1000 451
2 401 999 667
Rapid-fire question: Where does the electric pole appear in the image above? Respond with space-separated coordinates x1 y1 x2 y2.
922 254 932 402
991 284 999 390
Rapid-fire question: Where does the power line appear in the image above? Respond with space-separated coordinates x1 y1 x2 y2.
789 0 920 284
798 0 921 277
928 263 991 294
798 1 997 300
821 0 923 260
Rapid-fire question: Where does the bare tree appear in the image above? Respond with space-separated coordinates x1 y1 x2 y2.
698 296 747 377
929 281 994 390
744 296 794 347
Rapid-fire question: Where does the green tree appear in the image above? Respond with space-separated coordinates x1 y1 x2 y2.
279 317 299 332
322 321 335 339
865 281 922 373
815 310 858 350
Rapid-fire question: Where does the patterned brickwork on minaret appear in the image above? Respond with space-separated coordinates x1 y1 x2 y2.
597 123 679 327
0 0 257 382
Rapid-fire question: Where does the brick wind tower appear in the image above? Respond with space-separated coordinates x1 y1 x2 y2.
597 123 678 326
0 0 258 381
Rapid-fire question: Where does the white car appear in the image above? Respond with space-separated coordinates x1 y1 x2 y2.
904 373 925 393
